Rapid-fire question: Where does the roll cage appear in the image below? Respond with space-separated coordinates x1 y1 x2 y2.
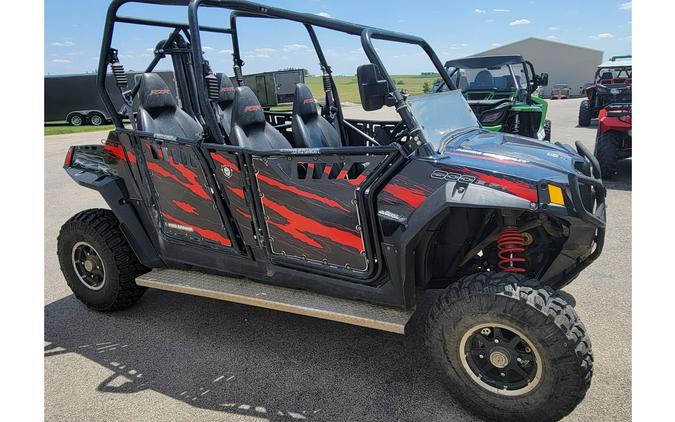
97 0 457 156
442 56 540 99
594 65 632 82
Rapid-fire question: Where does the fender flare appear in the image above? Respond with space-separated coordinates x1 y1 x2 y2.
66 167 164 268
387 181 533 297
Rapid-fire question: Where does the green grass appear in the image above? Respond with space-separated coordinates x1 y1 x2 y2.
270 74 441 111
45 122 115 136
305 74 440 104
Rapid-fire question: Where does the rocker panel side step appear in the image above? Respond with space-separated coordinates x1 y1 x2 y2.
136 269 414 334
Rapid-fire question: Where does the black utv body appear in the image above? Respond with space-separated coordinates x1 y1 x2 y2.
57 1 606 421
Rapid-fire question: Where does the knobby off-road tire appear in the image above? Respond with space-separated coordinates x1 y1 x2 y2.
578 100 591 127
594 132 620 179
544 119 552 141
425 272 592 422
57 209 148 311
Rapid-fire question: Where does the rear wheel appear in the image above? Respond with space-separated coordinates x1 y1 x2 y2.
425 272 592 422
68 113 84 126
594 132 620 179
544 120 551 141
88 112 105 126
578 100 591 127
57 209 148 311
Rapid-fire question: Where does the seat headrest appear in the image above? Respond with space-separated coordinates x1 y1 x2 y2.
292 83 318 118
232 86 265 128
217 73 235 106
474 70 494 87
139 73 176 110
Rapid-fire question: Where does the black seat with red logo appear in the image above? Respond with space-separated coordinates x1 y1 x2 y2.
215 73 235 137
137 73 203 140
291 83 340 148
230 86 291 150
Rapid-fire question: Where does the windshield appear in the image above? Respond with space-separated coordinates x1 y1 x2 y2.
597 67 632 80
407 90 480 151
448 63 527 92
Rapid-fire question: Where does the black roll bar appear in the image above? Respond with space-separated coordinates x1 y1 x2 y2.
116 15 232 33
100 0 458 150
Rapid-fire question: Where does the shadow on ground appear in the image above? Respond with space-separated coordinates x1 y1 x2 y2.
575 120 597 130
603 159 632 192
45 290 477 421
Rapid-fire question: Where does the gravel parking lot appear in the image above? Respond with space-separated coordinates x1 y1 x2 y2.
45 98 631 421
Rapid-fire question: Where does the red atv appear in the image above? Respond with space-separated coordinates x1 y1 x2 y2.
593 103 632 178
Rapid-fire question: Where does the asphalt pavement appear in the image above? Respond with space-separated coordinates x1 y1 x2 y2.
44 98 631 421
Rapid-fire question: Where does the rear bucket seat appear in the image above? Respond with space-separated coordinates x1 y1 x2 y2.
137 73 203 140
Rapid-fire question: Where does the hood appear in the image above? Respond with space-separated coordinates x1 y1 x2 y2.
438 129 588 184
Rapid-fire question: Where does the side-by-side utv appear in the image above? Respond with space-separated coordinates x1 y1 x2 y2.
57 1 605 421
594 103 632 178
578 56 632 127
435 55 551 141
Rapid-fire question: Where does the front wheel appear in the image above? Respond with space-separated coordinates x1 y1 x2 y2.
425 272 592 422
57 209 148 311
544 119 551 141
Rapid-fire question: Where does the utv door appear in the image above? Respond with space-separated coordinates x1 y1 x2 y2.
248 149 392 276
138 135 234 250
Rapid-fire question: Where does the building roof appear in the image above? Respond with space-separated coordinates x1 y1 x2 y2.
598 56 632 68
474 37 604 56
445 55 525 69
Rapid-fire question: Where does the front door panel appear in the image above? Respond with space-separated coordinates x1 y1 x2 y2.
141 137 232 249
252 154 386 272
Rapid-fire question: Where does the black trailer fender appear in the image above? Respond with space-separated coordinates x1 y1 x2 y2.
387 181 533 293
66 167 164 268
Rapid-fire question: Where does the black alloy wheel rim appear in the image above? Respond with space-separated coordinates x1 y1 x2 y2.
461 323 541 395
71 241 106 291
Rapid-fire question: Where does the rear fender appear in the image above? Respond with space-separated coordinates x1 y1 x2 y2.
65 150 163 268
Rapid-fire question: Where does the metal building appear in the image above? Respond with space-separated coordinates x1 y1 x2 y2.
473 37 603 98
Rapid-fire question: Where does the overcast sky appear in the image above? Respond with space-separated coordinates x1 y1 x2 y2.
45 0 632 76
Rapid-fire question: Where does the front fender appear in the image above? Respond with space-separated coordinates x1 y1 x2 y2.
397 180 532 251
384 180 533 299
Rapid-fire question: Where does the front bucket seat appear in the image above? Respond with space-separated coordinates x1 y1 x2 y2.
137 73 203 140
291 83 340 148
230 86 291 150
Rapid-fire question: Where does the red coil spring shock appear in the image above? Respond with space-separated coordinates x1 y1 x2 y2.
497 226 527 273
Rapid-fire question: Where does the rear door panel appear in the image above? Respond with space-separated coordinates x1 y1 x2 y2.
140 137 232 249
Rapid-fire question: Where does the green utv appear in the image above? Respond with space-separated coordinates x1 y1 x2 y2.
435 55 551 141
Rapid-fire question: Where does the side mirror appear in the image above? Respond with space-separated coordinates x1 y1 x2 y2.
357 63 389 111
539 73 549 87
